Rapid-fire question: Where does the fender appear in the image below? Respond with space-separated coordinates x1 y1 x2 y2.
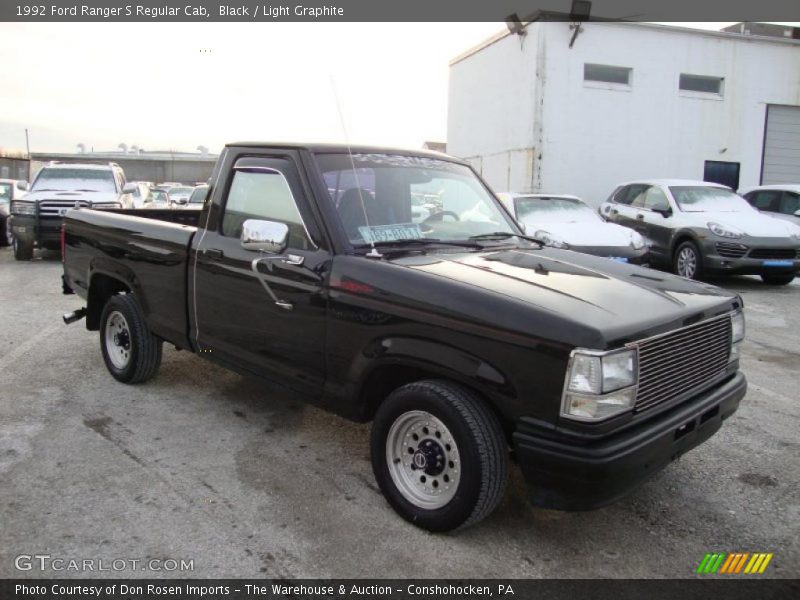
342 336 519 422
669 227 705 255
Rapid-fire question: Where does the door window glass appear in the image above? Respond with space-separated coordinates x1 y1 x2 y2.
642 187 670 211
221 169 310 249
749 191 779 211
779 192 800 215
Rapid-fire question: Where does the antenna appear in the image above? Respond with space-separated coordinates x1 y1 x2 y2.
330 75 382 259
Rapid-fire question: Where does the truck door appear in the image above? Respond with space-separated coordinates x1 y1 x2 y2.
191 155 330 399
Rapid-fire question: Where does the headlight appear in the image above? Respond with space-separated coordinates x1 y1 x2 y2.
534 229 569 249
730 310 745 362
11 201 36 216
788 226 800 240
708 221 743 239
562 348 637 421
630 231 646 250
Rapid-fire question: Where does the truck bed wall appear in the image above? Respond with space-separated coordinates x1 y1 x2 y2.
63 209 197 349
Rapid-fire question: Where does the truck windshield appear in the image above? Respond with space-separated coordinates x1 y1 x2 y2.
670 186 754 213
32 168 117 193
315 153 516 246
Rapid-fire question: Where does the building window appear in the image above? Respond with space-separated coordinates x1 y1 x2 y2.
704 160 740 191
680 74 724 95
583 64 632 86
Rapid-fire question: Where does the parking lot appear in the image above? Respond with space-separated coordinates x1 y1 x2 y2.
0 247 798 579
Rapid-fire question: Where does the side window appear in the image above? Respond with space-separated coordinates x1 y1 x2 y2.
642 186 670 211
779 191 800 215
629 186 649 208
749 191 779 211
612 186 630 204
221 169 310 249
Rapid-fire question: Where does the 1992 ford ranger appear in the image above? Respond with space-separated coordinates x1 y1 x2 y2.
62 143 747 531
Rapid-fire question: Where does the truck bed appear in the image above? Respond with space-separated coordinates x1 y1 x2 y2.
63 208 199 349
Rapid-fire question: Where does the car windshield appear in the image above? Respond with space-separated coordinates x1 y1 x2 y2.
32 168 117 193
315 153 516 245
148 190 168 202
670 186 754 213
0 183 11 202
515 196 601 223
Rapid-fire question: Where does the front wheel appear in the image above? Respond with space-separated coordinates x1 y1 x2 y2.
12 237 33 261
761 273 795 286
100 294 162 383
371 380 508 532
673 240 703 280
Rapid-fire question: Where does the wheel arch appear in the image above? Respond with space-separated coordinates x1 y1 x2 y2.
86 271 132 330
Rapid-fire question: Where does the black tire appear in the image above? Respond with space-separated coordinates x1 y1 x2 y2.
13 237 33 261
1 219 10 247
100 294 162 384
760 273 795 286
371 380 508 532
673 240 703 280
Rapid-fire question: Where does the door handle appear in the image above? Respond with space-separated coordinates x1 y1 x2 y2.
251 257 293 311
636 214 644 220
204 248 224 259
611 209 618 216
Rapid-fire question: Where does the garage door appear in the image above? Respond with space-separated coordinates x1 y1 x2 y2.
762 104 800 184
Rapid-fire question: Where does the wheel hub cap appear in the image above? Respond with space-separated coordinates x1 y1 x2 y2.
386 410 461 509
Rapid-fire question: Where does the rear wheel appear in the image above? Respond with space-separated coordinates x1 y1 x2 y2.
100 294 162 383
12 237 33 261
673 240 703 280
760 273 795 286
371 380 508 531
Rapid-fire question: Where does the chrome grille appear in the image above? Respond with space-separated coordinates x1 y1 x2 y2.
633 315 732 412
715 242 748 258
748 248 798 259
39 200 90 217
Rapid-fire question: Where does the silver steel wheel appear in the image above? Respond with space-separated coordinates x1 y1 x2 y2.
104 310 132 370
677 247 697 278
386 410 461 510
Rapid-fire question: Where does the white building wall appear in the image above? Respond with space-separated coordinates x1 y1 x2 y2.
448 22 800 205
447 27 542 192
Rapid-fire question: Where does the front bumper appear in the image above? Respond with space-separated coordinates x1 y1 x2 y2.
700 237 800 275
513 371 746 510
570 244 649 265
11 214 62 247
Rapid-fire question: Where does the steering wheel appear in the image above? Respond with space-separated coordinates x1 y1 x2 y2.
423 210 460 224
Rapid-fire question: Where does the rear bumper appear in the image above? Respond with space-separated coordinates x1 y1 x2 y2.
513 371 746 510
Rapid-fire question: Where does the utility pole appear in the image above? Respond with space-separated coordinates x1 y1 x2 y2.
24 128 31 157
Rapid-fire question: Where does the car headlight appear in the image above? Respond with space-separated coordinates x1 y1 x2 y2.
534 229 569 249
708 221 743 239
730 310 745 362
11 201 36 216
562 348 638 421
630 231 646 250
788 226 800 240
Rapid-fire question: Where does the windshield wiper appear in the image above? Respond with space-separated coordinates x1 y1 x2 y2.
468 232 545 247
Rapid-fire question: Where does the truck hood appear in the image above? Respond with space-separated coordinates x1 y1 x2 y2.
521 218 638 247
696 210 800 238
24 190 121 204
387 247 738 348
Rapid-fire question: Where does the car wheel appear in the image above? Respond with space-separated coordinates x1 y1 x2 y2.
100 294 162 384
12 237 33 261
1 219 11 247
674 240 703 280
371 380 508 532
760 274 795 286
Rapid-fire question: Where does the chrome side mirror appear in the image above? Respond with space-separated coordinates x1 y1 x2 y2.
241 219 289 254
18 181 29 191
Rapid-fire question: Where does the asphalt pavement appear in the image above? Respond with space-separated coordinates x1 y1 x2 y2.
0 247 797 579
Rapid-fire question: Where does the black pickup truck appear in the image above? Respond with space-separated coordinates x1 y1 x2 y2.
62 143 747 531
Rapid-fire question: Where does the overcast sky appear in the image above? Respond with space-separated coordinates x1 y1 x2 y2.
0 21 791 154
